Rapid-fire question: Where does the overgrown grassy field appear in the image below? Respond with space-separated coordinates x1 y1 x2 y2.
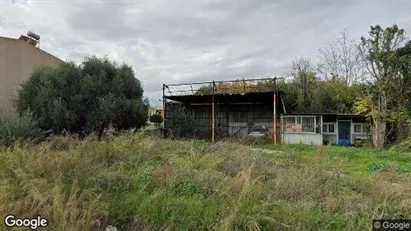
1 131 410 230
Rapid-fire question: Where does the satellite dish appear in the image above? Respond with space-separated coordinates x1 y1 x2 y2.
27 31 40 40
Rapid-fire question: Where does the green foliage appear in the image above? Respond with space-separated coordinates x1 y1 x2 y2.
171 104 196 138
321 81 363 113
169 178 201 196
390 137 411 152
295 73 318 112
0 109 43 146
149 113 164 124
368 162 387 172
354 94 375 119
278 77 362 114
194 84 213 95
194 80 276 96
16 57 149 137
358 24 410 146
277 80 299 113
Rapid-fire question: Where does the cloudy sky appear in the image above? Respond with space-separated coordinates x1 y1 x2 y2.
1 0 410 106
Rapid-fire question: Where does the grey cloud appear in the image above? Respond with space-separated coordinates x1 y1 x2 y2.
63 1 251 48
2 0 410 106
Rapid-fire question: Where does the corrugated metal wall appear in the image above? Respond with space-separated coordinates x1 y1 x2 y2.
282 133 323 145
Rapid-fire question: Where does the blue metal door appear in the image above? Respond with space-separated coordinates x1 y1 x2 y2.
338 121 351 145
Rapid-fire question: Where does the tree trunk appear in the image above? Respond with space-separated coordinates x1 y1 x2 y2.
372 118 378 147
372 94 387 148
381 94 387 147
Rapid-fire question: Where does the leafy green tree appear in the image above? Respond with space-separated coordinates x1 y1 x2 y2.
277 80 299 113
16 57 149 138
290 57 322 113
150 114 164 125
392 40 411 141
358 25 407 147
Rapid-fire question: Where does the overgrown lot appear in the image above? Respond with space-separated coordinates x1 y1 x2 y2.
1 132 410 230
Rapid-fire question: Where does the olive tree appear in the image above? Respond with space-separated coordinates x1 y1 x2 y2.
16 56 149 138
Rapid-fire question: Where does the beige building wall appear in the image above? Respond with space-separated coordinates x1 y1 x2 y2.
0 36 64 115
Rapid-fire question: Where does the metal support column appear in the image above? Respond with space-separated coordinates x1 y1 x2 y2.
280 116 283 145
225 102 229 138
273 78 277 145
212 81 216 143
162 84 166 138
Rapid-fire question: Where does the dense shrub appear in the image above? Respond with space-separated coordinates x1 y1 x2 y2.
0 109 43 146
149 113 163 124
390 137 411 152
15 57 149 137
170 105 195 138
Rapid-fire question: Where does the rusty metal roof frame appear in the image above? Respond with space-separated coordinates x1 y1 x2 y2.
165 91 285 104
163 77 284 104
165 77 280 87
163 77 283 95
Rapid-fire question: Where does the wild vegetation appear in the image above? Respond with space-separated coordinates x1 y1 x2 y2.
0 109 43 146
0 131 410 230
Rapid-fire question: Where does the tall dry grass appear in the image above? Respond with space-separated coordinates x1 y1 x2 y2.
0 132 410 230
0 138 108 230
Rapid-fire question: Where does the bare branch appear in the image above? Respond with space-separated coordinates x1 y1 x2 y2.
317 30 367 86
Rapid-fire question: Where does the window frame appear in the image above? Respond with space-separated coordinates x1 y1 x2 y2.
322 123 335 134
302 117 315 133
282 115 320 134
354 124 362 133
352 123 369 134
